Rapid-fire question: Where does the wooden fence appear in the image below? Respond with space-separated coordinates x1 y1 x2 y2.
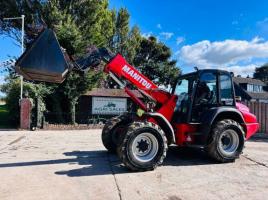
244 102 268 134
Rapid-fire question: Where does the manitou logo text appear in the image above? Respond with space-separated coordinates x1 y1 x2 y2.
122 65 152 89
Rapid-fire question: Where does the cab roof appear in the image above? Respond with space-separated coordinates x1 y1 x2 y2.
179 69 231 79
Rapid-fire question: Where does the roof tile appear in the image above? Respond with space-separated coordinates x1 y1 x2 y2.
84 88 143 98
233 77 266 86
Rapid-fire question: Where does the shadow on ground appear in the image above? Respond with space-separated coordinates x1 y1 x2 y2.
163 146 215 166
55 147 216 177
0 146 217 177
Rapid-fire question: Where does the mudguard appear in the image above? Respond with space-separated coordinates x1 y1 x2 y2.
199 106 245 144
146 112 176 144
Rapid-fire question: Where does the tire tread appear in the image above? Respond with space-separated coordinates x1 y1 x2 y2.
102 115 130 153
118 121 168 171
206 119 245 162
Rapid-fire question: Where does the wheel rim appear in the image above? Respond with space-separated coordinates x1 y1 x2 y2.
218 129 239 156
131 132 159 163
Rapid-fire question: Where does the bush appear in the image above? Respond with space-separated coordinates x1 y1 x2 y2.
1 78 52 126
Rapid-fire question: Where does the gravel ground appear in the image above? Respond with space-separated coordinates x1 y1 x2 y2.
0 130 267 200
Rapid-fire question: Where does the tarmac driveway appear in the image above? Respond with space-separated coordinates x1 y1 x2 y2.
0 130 267 200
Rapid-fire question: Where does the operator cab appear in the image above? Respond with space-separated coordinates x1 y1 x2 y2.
172 69 235 123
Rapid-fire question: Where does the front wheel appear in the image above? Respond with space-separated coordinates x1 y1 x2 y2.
118 122 168 171
206 119 245 162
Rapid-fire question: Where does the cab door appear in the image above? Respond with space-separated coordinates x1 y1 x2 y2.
191 71 218 122
172 75 196 123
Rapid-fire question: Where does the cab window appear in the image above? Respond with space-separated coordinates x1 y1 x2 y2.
220 74 234 105
173 76 195 123
191 72 217 122
194 72 217 105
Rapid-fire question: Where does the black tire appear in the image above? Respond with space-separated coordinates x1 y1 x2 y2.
206 119 245 163
117 122 168 171
101 115 131 153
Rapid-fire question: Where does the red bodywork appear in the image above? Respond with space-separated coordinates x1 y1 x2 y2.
105 54 259 145
236 102 259 139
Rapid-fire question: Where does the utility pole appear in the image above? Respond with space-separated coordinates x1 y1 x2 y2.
3 15 25 99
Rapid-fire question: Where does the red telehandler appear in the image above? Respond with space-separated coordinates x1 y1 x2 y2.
16 29 259 171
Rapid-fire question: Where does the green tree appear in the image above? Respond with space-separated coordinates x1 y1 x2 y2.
0 0 43 43
134 36 180 86
0 0 114 124
72 0 114 47
0 0 181 124
53 13 84 56
41 0 112 123
254 63 268 84
0 76 52 126
59 71 103 124
125 26 142 64
106 25 142 89
110 8 130 55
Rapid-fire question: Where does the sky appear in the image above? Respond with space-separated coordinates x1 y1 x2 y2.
1 0 268 83
109 0 268 76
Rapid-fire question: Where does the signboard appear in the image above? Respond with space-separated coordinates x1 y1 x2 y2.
92 97 127 115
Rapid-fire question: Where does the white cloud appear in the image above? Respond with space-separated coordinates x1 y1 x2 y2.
180 37 268 67
0 75 6 84
176 36 185 45
156 24 162 29
178 37 268 76
225 64 257 77
142 32 153 38
160 32 174 40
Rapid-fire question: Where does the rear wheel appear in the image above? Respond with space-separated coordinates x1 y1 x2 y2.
206 119 245 162
118 122 168 171
101 115 131 153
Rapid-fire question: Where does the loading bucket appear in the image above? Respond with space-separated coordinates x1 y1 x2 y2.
15 29 71 83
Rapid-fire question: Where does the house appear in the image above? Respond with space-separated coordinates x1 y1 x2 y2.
76 88 143 124
233 76 268 103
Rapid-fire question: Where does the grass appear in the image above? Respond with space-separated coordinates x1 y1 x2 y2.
0 104 15 129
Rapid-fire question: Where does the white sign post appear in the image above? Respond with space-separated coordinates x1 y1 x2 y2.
92 97 127 115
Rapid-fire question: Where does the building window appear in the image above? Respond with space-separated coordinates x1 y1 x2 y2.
247 84 263 93
254 85 263 92
247 84 253 92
